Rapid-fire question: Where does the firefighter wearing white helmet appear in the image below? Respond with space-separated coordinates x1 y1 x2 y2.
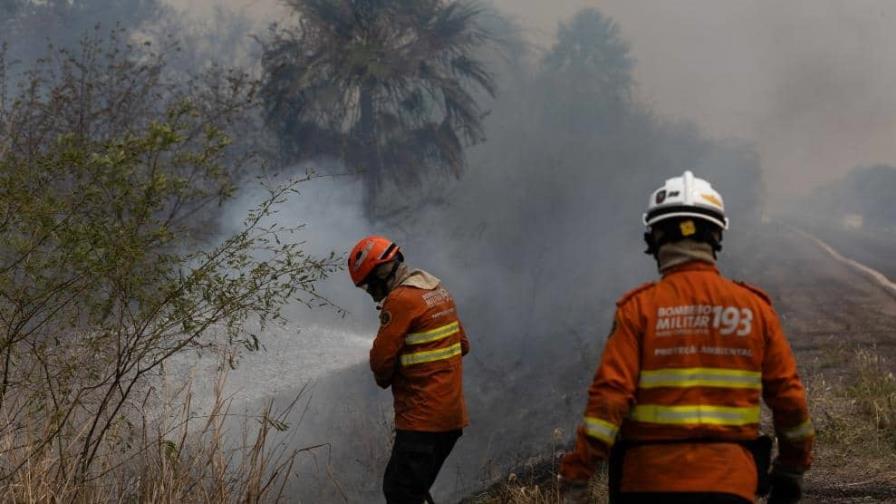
559 169 813 504
643 170 728 259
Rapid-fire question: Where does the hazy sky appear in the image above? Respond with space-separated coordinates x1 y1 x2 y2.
495 0 896 203
172 0 896 203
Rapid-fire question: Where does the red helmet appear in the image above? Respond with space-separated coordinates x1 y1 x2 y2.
348 236 401 286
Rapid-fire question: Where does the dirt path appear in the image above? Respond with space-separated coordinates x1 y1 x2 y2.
732 223 896 361
794 221 896 283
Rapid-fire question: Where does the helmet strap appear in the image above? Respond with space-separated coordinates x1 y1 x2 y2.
643 231 660 256
383 260 401 286
644 223 723 259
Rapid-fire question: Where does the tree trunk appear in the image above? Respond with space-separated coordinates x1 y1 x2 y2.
359 82 382 217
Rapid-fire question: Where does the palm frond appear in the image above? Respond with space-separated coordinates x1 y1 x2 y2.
261 0 496 210
450 54 496 96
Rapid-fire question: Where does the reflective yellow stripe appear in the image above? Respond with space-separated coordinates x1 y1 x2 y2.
639 367 761 390
405 321 460 345
400 342 462 366
780 419 815 441
584 416 619 445
631 404 760 426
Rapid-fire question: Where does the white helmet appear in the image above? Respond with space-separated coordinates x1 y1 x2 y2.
643 171 728 230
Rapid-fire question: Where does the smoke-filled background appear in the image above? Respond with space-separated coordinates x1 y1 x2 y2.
158 0 896 206
3 0 896 502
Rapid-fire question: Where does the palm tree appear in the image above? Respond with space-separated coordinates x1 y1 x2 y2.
261 0 496 215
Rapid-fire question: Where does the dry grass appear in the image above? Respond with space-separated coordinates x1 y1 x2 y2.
807 346 896 476
462 427 610 504
0 368 316 503
9 346 892 503
465 464 609 504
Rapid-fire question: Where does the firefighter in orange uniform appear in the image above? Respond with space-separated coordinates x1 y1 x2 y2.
348 236 470 504
559 171 814 504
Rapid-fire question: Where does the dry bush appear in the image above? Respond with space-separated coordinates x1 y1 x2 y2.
0 28 337 501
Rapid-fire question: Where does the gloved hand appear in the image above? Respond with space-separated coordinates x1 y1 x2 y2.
557 475 591 504
767 464 804 504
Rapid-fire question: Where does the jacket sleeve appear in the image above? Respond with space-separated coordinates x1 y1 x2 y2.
762 306 814 472
560 304 641 482
369 293 420 389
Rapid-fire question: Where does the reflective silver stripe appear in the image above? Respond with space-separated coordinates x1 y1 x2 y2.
780 419 815 441
405 321 460 345
584 416 619 445
351 241 375 272
400 342 462 366
639 367 761 390
631 404 760 426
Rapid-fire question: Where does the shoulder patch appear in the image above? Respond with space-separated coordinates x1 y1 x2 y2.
379 309 392 327
616 281 655 307
735 280 772 306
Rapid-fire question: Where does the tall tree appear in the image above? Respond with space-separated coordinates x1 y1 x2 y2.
544 8 633 88
260 0 496 216
540 8 633 134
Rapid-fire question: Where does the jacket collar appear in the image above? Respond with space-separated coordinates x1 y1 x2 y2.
377 266 440 310
398 268 441 290
661 260 719 277
656 239 716 274
385 264 441 292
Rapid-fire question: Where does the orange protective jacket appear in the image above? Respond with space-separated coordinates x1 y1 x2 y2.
369 271 469 432
560 261 814 501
